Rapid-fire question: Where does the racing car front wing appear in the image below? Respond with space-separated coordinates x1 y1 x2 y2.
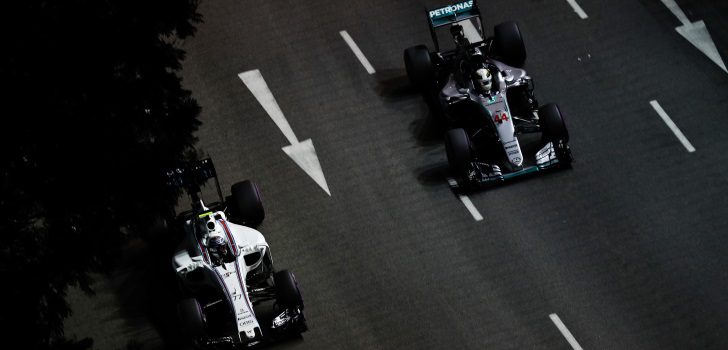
465 141 571 187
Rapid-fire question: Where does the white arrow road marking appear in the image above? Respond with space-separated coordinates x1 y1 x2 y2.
339 30 376 74
282 140 330 195
447 178 483 222
650 100 695 153
660 0 727 73
549 314 584 350
238 69 331 196
566 0 588 19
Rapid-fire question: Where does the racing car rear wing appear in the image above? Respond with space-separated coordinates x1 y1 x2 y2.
165 158 225 215
428 0 480 27
426 0 485 52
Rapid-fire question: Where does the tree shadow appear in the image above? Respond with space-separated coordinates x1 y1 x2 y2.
111 228 188 349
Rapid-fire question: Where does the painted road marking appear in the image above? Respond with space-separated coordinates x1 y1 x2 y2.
566 0 588 19
461 19 483 43
238 70 331 195
660 0 726 73
339 30 376 74
447 178 483 222
650 100 696 153
549 313 584 350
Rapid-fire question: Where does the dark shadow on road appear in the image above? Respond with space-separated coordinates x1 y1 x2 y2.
111 225 188 349
373 68 418 100
414 162 450 187
409 106 447 147
374 68 447 147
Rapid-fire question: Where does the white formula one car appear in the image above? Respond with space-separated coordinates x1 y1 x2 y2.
168 159 307 348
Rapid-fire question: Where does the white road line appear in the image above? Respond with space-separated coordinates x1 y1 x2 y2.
339 30 376 74
549 313 584 350
566 0 589 19
447 178 483 222
649 100 696 153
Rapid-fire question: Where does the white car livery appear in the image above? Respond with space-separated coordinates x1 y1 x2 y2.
167 160 306 348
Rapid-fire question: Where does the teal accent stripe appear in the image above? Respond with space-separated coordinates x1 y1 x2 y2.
481 161 561 183
501 166 540 180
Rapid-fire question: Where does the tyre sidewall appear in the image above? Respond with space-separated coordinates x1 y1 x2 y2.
274 270 304 309
230 180 265 227
445 128 473 180
494 21 527 68
404 45 434 88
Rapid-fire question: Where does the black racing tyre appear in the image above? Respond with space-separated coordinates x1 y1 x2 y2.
539 103 569 143
230 180 265 227
493 21 527 67
274 270 304 310
404 45 434 88
445 128 473 178
539 103 572 166
178 298 205 339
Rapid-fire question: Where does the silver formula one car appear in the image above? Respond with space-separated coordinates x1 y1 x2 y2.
404 0 572 190
168 159 307 348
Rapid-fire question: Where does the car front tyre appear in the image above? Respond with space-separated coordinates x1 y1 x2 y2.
274 270 304 310
178 298 206 341
445 128 474 183
539 103 572 166
230 180 265 227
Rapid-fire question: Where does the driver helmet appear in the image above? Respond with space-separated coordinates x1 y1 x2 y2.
207 234 228 262
474 68 492 92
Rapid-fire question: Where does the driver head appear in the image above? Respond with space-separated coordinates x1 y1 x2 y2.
207 234 228 262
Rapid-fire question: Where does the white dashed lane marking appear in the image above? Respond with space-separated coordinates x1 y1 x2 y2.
448 178 483 222
566 0 588 19
650 100 696 153
339 30 376 74
550 313 584 350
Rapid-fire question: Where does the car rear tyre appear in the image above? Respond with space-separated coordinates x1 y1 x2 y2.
404 45 434 88
494 21 527 67
178 298 205 339
445 128 473 180
230 180 265 227
274 270 304 310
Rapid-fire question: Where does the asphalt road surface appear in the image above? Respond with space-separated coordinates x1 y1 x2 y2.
64 0 728 349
